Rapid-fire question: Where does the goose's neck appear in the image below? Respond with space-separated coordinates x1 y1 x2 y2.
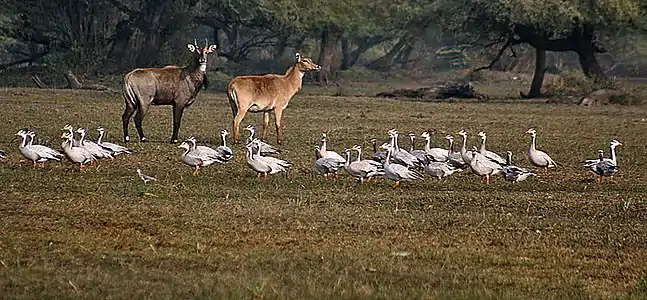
460 135 467 154
344 151 351 167
221 134 227 147
530 134 537 151
447 139 454 154
610 145 618 165
19 135 28 148
97 131 104 144
394 135 400 151
372 141 377 153
409 137 415 152
355 148 362 162
506 153 513 165
480 137 487 153
384 148 392 166
321 139 328 152
424 137 431 152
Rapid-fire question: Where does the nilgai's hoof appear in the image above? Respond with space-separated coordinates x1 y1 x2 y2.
141 137 148 143
170 139 178 144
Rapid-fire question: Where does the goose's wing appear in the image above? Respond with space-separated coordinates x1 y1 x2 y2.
258 141 281 154
100 141 132 154
592 160 617 176
393 150 421 167
28 145 63 160
411 150 430 164
390 163 423 181
426 148 449 162
484 150 507 165
371 151 388 163
315 157 343 173
215 146 233 161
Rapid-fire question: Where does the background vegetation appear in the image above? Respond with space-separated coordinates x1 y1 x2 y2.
1 0 647 97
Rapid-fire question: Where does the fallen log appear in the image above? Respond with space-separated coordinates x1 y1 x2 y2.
376 81 487 101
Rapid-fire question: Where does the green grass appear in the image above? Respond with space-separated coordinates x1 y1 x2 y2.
0 85 646 299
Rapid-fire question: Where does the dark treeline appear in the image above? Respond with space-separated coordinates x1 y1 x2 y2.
1 0 646 96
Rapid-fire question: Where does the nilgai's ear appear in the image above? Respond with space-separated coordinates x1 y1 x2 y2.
295 53 301 62
206 45 217 53
187 44 197 52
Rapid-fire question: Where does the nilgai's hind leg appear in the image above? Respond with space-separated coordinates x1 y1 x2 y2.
134 106 148 142
261 112 270 141
122 103 136 143
274 109 283 145
232 109 248 143
170 105 185 144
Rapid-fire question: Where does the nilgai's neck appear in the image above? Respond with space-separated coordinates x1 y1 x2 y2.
284 65 305 92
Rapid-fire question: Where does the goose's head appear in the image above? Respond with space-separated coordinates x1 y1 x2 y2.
75 128 86 135
136 168 142 174
421 131 430 139
445 135 454 142
525 128 536 136
97 127 105 133
369 138 377 144
177 141 191 151
321 132 328 139
221 129 229 136
610 140 623 148
506 150 513 159
62 124 73 131
457 129 467 137
408 132 416 140
245 125 255 132
343 148 351 155
15 129 27 137
379 143 392 151
351 145 362 152
477 131 486 139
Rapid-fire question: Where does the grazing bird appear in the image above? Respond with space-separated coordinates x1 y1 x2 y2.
245 139 291 178
420 131 448 162
585 140 622 183
501 151 535 183
245 125 281 156
380 143 424 189
342 145 384 183
313 146 344 179
228 53 322 144
122 40 217 144
76 128 114 160
60 131 97 172
477 131 507 165
137 169 158 184
15 130 63 168
96 127 132 156
177 138 222 176
525 128 560 173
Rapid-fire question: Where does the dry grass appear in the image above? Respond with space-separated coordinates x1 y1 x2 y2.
0 85 646 299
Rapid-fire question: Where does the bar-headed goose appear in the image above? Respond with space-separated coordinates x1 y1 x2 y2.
214 130 233 162
60 131 97 172
178 138 222 176
96 127 132 156
457 130 476 165
424 161 462 180
15 130 63 168
370 137 387 163
314 146 344 179
525 128 560 173
501 151 535 182
477 131 507 165
388 130 423 168
76 128 114 160
445 135 467 168
380 143 423 188
408 133 431 165
245 125 281 155
319 132 346 164
420 131 448 162
586 140 622 183
342 145 384 183
469 151 502 185
245 139 291 178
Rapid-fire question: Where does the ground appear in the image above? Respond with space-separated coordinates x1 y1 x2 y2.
0 84 646 299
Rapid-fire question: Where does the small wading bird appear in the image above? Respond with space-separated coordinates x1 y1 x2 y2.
137 169 158 184
15 129 63 168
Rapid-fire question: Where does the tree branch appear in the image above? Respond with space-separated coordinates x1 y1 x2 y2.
472 37 514 72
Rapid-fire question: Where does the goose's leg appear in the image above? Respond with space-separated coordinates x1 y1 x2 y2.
193 166 200 177
392 181 400 189
263 172 268 179
257 173 262 178
79 164 86 172
486 174 491 185
32 162 37 169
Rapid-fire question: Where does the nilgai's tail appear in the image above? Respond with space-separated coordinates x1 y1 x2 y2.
227 84 239 117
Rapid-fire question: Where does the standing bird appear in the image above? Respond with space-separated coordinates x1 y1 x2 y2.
370 137 388 163
525 128 560 173
445 135 467 168
60 131 97 172
501 151 535 183
342 145 384 183
407 133 431 165
477 131 507 165
137 169 158 184
457 130 476 165
388 130 423 168
313 146 344 179
585 140 622 183
424 160 462 180
177 139 222 176
469 151 502 185
420 131 448 162
15 130 63 168
380 143 424 189
245 139 291 178
96 127 132 156
76 128 114 160
213 130 234 162
319 133 346 163
245 125 281 155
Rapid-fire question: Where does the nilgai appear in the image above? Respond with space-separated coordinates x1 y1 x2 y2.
227 53 321 145
122 40 217 144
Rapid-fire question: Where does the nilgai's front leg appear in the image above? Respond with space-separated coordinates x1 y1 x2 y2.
232 109 248 143
171 104 185 144
274 108 284 145
261 112 270 141
122 104 136 143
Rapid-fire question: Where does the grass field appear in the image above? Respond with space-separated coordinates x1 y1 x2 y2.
1 85 646 299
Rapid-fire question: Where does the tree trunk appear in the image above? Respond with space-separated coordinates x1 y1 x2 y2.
522 48 546 98
341 37 351 70
576 45 607 85
317 28 343 84
367 38 407 71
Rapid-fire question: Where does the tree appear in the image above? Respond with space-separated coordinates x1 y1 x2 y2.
432 0 647 97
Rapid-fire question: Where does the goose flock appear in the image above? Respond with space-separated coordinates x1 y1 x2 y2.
4 125 623 187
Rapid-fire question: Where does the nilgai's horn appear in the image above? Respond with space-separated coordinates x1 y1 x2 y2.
204 37 208 47
194 38 198 46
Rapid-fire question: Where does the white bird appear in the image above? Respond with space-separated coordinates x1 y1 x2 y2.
444 135 467 168
245 125 281 155
319 132 346 164
388 129 423 168
137 169 158 184
76 128 114 160
420 131 448 162
313 145 345 179
381 143 424 189
369 137 388 163
469 151 502 185
186 137 227 164
526 128 560 173
214 129 233 162
586 140 622 183
61 124 81 147
96 127 132 156
477 131 507 165
15 129 63 168
424 161 462 180
457 130 476 165
501 151 535 182
343 145 384 183
60 131 97 172
245 139 291 178
177 139 222 176
407 133 431 165
582 149 604 167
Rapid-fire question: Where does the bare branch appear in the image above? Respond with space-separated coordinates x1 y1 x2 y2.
472 37 513 72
